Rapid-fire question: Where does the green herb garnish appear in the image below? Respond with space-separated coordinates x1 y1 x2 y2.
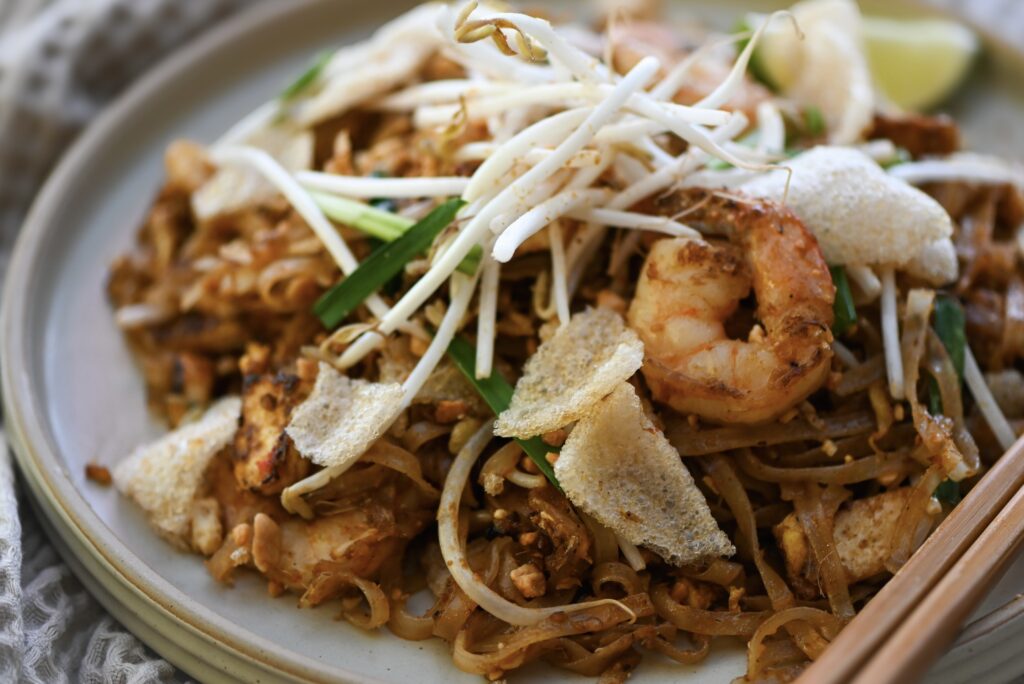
311 190 411 241
934 294 966 379
311 190 480 276
880 147 913 170
280 51 331 102
804 106 826 137
314 198 465 328
447 335 561 489
830 265 857 336
734 18 777 90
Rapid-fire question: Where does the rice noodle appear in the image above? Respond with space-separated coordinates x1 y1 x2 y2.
788 483 854 622
736 449 910 485
835 355 883 397
590 562 643 597
885 464 944 572
666 411 874 456
901 288 977 481
746 607 840 682
210 145 391 320
388 594 435 641
651 584 769 636
705 456 828 661
450 594 653 676
439 421 635 626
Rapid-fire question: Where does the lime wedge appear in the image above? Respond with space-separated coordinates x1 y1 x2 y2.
862 16 978 111
746 12 978 112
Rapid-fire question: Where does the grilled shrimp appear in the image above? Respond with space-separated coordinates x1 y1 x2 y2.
627 189 835 424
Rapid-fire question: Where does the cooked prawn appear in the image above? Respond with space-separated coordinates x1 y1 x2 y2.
627 189 835 424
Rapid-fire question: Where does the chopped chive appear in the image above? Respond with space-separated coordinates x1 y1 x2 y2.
934 294 966 379
311 190 481 274
314 198 466 328
280 51 332 102
934 479 961 505
457 244 483 276
829 266 857 336
880 147 913 170
804 106 826 137
311 190 412 241
447 335 561 489
734 17 777 90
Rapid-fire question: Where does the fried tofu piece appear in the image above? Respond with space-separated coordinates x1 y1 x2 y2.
234 369 313 495
775 488 912 593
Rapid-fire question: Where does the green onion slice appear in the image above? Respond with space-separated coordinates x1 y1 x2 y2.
447 335 561 489
314 198 465 328
311 190 412 242
830 265 857 336
804 106 826 137
280 51 331 102
934 294 966 379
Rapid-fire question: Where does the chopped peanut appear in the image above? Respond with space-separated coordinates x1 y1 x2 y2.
435 399 469 423
251 513 281 574
510 563 546 598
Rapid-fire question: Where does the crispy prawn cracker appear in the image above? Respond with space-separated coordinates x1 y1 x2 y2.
285 362 403 469
555 383 735 565
494 307 643 438
113 396 242 549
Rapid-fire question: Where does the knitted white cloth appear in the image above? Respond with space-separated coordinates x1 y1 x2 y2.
0 0 1021 683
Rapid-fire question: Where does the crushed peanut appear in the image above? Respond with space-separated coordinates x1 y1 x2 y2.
510 563 546 598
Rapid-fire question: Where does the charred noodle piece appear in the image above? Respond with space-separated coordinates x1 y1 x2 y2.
554 383 734 565
494 308 643 439
630 188 834 424
113 397 241 549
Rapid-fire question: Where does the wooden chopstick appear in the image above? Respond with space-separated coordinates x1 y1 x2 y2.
852 481 1024 683
797 437 1024 684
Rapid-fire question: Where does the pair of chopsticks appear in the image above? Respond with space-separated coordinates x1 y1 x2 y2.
798 437 1024 684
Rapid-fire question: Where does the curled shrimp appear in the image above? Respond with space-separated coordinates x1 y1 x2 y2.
627 189 835 424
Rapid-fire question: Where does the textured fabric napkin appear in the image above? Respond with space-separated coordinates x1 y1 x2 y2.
0 0 1022 682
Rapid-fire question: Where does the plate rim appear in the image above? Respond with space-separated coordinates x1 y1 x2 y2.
2 0 1024 682
0 0 381 681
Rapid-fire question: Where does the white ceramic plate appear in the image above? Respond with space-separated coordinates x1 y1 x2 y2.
4 1 1024 682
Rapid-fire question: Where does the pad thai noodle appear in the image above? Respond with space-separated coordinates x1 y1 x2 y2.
103 1 1024 681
